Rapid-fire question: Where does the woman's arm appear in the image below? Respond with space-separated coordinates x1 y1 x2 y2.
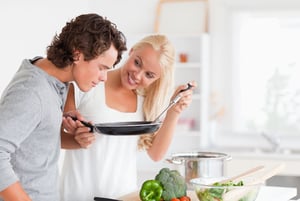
147 82 196 161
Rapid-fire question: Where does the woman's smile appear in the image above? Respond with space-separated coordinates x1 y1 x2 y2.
127 72 138 86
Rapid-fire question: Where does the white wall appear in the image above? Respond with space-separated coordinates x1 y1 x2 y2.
0 0 159 94
88 0 158 35
0 0 86 93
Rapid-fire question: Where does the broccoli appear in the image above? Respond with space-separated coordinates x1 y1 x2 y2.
154 168 187 201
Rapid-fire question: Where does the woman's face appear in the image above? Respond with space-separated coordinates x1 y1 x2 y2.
73 44 118 92
120 44 161 90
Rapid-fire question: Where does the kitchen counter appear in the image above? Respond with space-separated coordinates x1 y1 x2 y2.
119 186 297 201
211 147 300 177
256 186 297 201
136 170 297 201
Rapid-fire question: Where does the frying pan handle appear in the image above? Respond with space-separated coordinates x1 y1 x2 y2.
165 158 183 165
172 83 193 104
94 197 121 201
68 116 94 132
153 83 194 122
179 83 193 93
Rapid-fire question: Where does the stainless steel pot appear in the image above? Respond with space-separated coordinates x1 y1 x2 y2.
166 151 231 184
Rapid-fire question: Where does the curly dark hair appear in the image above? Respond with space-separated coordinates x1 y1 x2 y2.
47 13 127 68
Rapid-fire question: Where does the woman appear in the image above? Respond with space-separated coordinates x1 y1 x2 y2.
60 34 196 200
0 13 126 201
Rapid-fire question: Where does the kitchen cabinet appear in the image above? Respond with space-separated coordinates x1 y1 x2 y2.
167 34 210 151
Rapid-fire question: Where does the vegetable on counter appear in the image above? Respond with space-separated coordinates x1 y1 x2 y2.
196 180 258 201
139 180 163 201
139 168 189 201
171 196 191 201
178 196 191 201
155 168 187 201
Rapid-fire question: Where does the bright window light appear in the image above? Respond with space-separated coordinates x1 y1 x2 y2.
232 11 300 135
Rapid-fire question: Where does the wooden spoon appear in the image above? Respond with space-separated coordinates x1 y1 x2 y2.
216 165 265 184
222 163 286 201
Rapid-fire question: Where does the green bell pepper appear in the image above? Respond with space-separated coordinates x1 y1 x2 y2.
139 179 163 201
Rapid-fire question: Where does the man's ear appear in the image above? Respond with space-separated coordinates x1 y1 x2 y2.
73 50 81 62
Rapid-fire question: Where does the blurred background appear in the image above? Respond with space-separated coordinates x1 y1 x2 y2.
1 0 300 199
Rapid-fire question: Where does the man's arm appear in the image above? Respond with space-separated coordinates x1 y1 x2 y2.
0 181 31 201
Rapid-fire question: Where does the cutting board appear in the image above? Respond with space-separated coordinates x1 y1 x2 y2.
119 190 198 201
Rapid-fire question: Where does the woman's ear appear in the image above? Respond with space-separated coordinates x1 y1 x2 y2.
129 48 134 55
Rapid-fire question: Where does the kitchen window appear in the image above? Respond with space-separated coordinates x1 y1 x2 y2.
209 0 300 151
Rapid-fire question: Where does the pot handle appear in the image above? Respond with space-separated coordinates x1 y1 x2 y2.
225 155 232 161
165 158 183 165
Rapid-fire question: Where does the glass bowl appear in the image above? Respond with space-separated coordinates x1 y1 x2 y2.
190 177 262 201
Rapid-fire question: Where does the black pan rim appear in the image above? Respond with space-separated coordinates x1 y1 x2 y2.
95 121 162 128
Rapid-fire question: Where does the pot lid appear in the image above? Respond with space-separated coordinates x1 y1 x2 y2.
171 151 231 161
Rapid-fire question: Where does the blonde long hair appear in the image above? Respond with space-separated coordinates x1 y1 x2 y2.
135 34 175 150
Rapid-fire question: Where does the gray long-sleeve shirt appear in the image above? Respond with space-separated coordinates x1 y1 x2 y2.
0 58 68 201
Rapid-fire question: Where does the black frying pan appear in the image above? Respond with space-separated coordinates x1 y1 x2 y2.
70 83 192 135
94 197 121 201
73 119 162 135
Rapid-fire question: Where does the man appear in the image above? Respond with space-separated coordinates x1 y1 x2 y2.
0 13 127 201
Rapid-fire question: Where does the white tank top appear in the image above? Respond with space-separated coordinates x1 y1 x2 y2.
60 83 144 201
